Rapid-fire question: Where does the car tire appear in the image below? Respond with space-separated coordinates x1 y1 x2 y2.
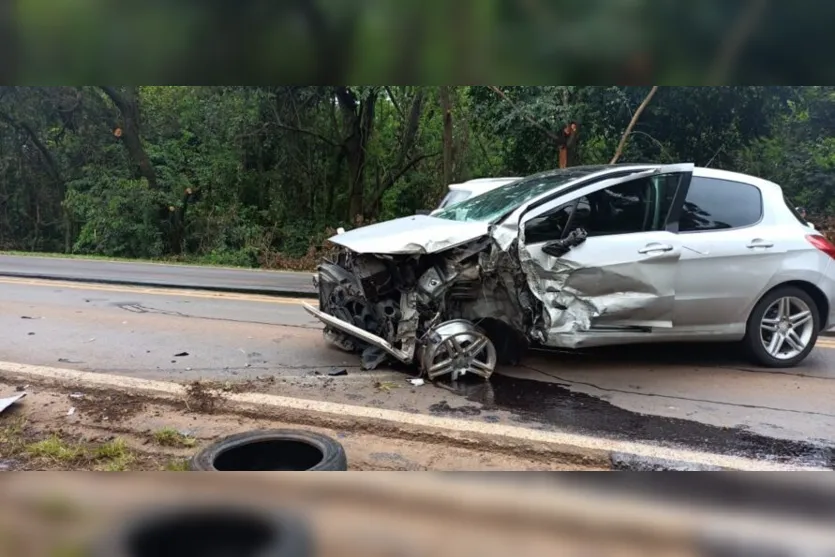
91 504 313 557
743 286 820 368
189 429 348 471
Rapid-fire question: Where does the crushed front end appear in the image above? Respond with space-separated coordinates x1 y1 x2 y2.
303 238 536 382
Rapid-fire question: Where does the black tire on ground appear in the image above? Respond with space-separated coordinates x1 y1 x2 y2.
92 504 313 557
189 429 348 471
743 285 820 368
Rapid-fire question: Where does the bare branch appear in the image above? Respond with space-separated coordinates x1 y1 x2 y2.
610 86 659 165
272 122 339 147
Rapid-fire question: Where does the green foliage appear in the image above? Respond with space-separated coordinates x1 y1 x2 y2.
1 86 834 267
65 176 165 258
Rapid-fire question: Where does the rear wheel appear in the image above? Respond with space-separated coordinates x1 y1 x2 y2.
744 286 819 368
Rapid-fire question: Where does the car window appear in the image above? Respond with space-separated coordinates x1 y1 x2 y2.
523 174 685 244
569 177 656 236
524 204 575 244
784 197 810 226
678 177 762 232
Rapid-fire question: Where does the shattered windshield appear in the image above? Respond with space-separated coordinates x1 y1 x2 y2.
432 167 609 223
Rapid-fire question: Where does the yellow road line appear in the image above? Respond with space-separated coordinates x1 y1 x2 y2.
0 277 310 306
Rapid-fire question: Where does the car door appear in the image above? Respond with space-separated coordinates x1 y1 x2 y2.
669 175 783 332
518 164 693 337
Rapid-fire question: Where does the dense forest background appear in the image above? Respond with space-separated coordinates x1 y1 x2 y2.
0 86 833 269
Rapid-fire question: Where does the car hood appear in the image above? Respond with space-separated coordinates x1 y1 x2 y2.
327 215 490 255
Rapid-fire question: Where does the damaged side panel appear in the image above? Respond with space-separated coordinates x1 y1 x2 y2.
513 166 692 347
519 234 682 344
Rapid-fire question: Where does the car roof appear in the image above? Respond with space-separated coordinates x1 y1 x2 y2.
520 163 783 195
692 166 782 194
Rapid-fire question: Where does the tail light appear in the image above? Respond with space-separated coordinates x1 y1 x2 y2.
806 234 835 260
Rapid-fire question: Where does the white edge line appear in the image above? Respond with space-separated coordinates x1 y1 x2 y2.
0 361 825 472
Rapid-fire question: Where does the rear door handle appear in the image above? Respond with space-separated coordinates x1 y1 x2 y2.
746 239 774 249
638 243 674 254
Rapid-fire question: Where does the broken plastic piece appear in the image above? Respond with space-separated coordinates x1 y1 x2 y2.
541 227 588 258
0 393 25 414
409 378 425 386
361 346 388 370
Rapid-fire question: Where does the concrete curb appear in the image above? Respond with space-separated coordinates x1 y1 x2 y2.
0 361 824 472
0 271 319 299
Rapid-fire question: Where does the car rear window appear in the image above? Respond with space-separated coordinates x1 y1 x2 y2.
784 197 810 226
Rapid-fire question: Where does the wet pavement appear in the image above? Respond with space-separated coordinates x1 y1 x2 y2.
2 276 835 467
442 373 834 468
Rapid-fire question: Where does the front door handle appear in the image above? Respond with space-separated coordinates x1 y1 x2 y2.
638 243 674 254
746 239 774 249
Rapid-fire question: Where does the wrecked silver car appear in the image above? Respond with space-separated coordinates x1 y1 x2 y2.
303 163 696 380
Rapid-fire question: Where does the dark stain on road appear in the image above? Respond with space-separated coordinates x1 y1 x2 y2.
441 373 834 469
428 400 482 417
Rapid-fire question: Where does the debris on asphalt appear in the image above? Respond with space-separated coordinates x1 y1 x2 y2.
83 337 96 343
374 381 399 392
69 392 84 400
58 358 83 364
67 407 76 416
27 332 34 336
174 352 189 357
20 315 41 320
409 378 425 387
328 369 348 377
0 392 26 414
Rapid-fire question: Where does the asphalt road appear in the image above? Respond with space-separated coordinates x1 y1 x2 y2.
0 254 317 296
2 276 835 467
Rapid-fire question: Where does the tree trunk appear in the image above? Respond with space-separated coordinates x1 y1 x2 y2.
0 109 70 251
365 88 427 215
440 86 453 186
335 87 378 222
99 86 159 190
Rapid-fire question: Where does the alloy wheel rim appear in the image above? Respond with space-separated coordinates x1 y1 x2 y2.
759 296 815 361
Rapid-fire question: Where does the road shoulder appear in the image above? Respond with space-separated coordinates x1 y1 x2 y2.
0 361 820 471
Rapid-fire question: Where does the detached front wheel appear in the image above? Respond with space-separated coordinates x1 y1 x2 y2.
744 286 819 368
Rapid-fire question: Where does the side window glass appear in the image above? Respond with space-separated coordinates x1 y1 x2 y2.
524 203 574 244
567 177 655 237
679 178 762 232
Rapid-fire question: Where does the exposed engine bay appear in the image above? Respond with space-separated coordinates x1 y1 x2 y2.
304 237 544 381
